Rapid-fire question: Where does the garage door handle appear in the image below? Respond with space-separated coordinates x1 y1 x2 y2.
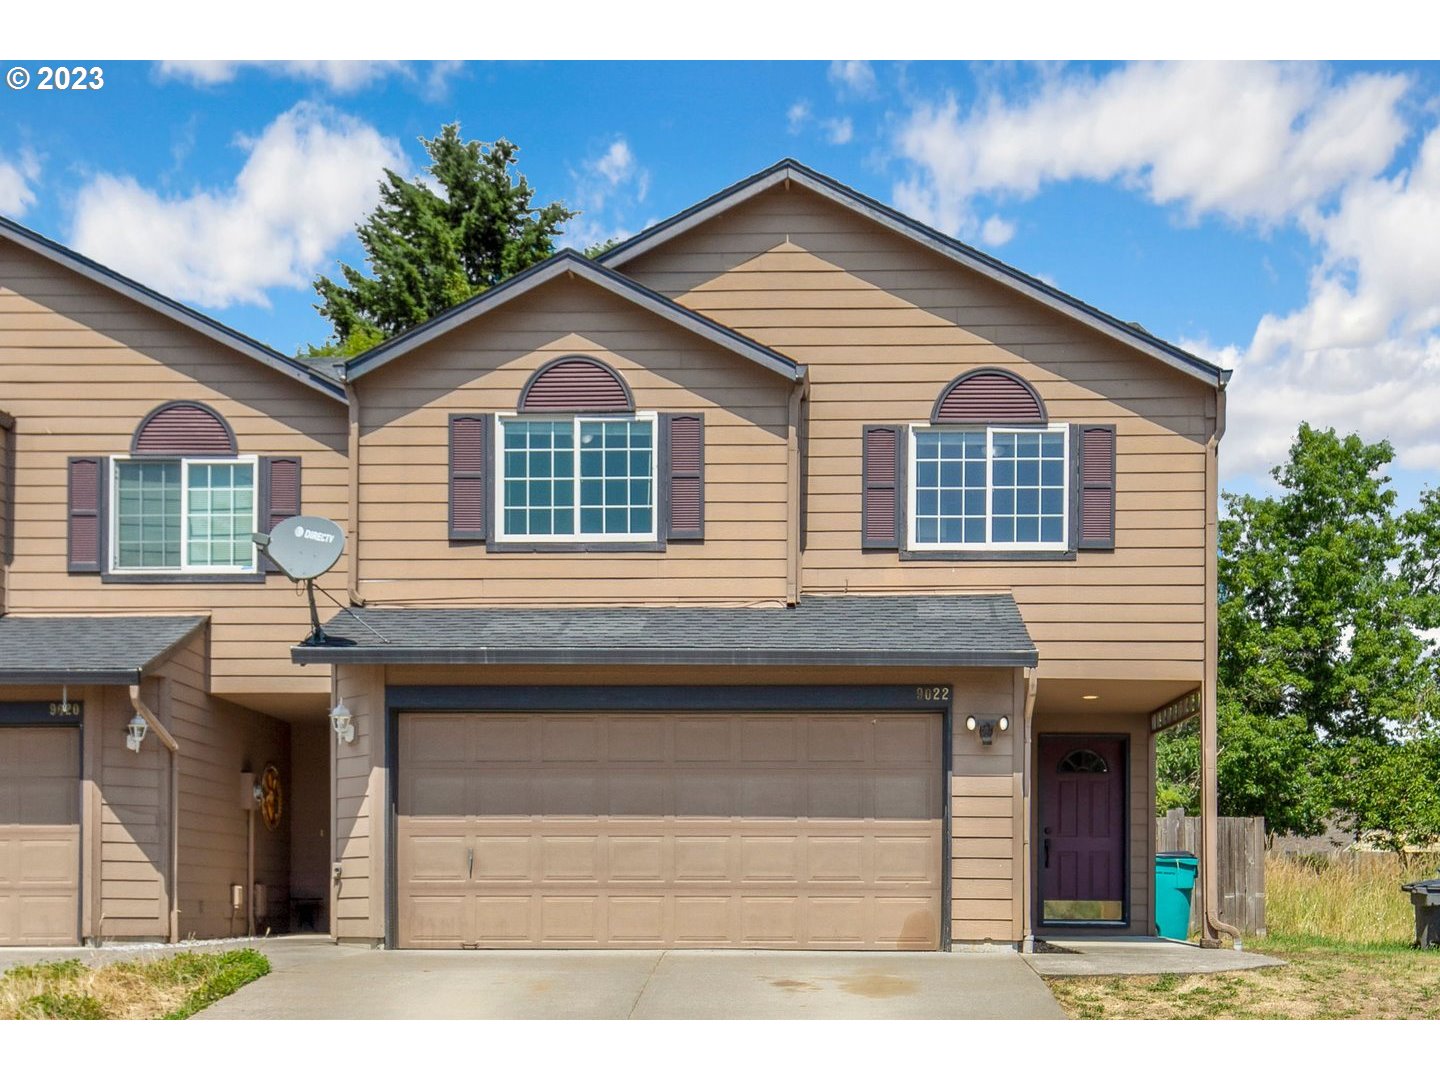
467 847 474 880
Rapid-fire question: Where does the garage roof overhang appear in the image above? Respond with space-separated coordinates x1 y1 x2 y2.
0 614 208 685
291 594 1038 668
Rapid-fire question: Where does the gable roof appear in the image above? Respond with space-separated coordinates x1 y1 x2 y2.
0 215 346 402
343 249 804 383
600 159 1230 388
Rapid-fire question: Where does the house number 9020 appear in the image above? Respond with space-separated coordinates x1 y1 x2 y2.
915 686 950 702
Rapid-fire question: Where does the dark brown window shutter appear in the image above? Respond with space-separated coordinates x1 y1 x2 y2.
449 414 491 541
67 456 105 573
1076 424 1117 550
861 425 903 550
260 457 303 573
663 413 705 540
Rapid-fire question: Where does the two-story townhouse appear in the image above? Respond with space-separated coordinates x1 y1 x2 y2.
0 159 1230 953
0 218 348 944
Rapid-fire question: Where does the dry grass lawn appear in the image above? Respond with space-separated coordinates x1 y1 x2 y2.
1047 939 1440 1019
1047 852 1440 1019
1 949 269 1020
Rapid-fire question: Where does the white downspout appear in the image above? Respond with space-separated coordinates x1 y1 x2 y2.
128 684 180 943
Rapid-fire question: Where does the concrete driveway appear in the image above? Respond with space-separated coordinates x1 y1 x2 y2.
196 937 1064 1020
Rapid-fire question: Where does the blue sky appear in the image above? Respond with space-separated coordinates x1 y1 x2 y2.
3 60 1439 501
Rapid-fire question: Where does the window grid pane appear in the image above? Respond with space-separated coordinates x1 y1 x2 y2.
501 418 653 539
115 461 181 568
186 462 255 568
990 431 1066 545
913 430 986 546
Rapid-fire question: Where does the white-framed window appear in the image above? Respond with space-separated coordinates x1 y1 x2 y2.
908 424 1069 551
109 456 259 573
495 413 658 543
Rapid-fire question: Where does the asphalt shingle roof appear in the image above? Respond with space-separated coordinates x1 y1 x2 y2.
0 615 208 684
292 594 1037 668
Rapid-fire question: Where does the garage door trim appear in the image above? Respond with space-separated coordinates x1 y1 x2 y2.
384 684 955 950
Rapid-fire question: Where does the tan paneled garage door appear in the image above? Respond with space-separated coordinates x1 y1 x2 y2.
397 711 943 950
0 727 81 946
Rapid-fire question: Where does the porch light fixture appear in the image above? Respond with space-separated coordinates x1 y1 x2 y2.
1082 694 1099 701
125 713 149 753
965 715 1009 746
330 700 355 744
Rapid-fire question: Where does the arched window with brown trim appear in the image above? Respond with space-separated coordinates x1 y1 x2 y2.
518 356 634 413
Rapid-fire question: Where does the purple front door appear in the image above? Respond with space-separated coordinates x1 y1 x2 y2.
1039 736 1126 923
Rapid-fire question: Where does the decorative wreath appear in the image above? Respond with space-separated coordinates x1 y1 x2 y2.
259 764 283 832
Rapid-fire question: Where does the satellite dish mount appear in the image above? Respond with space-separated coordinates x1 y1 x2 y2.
252 516 347 646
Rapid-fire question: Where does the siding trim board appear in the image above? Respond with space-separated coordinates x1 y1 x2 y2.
382 683 957 951
0 214 345 401
598 159 1229 388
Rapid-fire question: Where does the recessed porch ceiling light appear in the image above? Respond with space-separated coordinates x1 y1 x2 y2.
1082 694 1099 701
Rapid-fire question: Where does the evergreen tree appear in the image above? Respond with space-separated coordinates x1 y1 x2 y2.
309 128 576 355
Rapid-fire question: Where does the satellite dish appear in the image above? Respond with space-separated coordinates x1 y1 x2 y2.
254 516 345 582
252 516 347 647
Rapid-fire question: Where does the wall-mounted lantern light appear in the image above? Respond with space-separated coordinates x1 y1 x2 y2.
330 700 355 744
965 714 1009 746
125 713 149 753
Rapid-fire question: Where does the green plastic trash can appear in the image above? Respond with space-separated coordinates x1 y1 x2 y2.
1154 851 1198 940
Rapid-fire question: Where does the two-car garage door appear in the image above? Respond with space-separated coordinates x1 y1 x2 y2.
396 711 943 950
0 727 81 946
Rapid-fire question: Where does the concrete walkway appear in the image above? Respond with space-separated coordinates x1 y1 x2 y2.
187 937 1065 1020
1024 937 1285 978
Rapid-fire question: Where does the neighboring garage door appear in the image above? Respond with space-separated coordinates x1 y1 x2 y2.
0 727 81 946
397 711 943 950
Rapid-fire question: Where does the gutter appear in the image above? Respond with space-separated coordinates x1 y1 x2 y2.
128 684 181 944
344 381 365 607
1200 387 1242 947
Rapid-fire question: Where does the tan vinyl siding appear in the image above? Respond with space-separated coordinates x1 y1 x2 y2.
96 683 168 938
0 414 11 613
354 277 791 607
0 239 348 698
153 633 290 939
332 663 384 943
620 186 1216 683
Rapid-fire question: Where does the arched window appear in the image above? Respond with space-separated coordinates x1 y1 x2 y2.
930 368 1046 425
519 356 634 413
131 401 236 456
1058 749 1110 774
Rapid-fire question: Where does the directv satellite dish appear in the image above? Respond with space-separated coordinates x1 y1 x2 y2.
257 515 345 581
253 516 347 645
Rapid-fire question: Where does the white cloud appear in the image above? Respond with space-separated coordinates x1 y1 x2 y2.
829 60 877 99
822 117 854 146
979 214 1015 247
893 61 1410 238
156 61 404 93
786 100 812 135
1222 125 1440 478
68 102 405 308
565 137 650 251
0 149 40 216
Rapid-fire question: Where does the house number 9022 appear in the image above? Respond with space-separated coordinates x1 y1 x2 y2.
915 686 950 702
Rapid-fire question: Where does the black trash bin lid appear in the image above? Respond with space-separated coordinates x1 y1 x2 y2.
1401 879 1440 893
1156 851 1197 859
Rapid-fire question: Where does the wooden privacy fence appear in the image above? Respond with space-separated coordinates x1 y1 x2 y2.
1156 810 1267 936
